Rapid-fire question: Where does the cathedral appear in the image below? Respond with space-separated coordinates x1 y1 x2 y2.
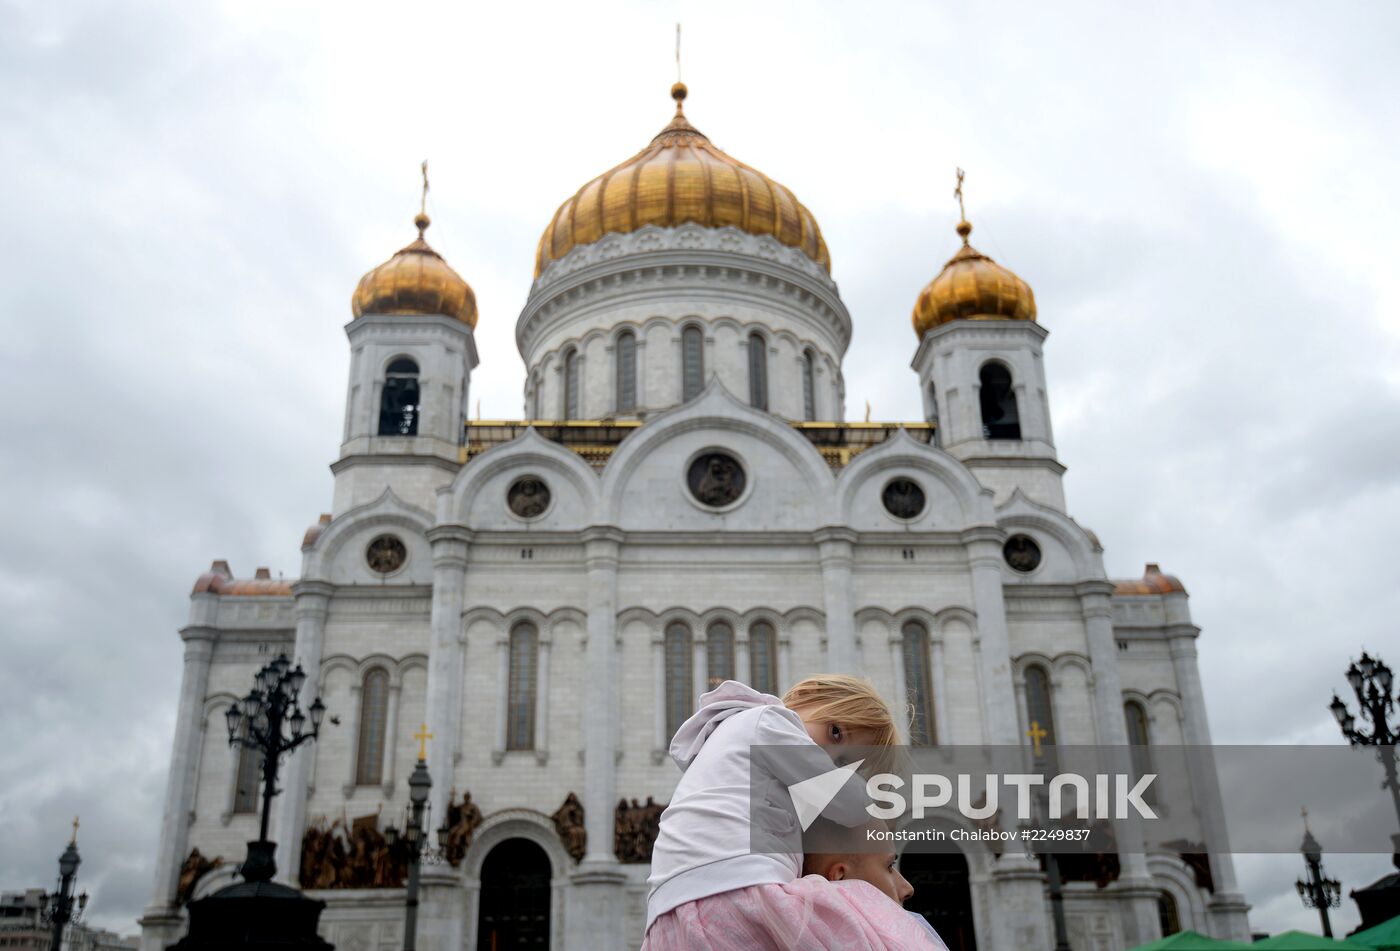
139 82 1253 951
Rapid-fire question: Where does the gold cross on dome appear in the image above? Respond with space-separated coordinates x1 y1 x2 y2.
1026 720 1048 758
413 723 434 761
419 160 430 217
954 167 967 221
675 22 682 83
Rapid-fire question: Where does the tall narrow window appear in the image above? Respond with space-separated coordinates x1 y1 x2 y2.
664 622 693 740
233 725 261 814
748 333 768 410
979 362 1021 439
1024 665 1057 766
749 621 777 696
927 381 940 446
802 349 817 421
379 358 420 436
902 621 936 745
1157 892 1181 937
616 332 637 413
355 668 390 786
681 326 704 400
529 374 541 420
706 622 735 689
563 349 580 418
1124 700 1154 804
507 623 539 751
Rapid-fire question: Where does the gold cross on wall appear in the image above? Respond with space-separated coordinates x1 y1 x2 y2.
1026 720 1048 757
413 723 434 761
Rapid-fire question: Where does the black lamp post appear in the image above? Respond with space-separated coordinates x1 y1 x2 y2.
1295 809 1342 937
224 652 325 882
1330 651 1400 867
382 728 452 951
43 820 88 951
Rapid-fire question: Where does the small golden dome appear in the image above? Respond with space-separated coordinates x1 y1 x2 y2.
911 219 1036 337
535 84 830 277
352 214 478 327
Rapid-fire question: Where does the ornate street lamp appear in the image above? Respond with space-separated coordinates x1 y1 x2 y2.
224 652 325 881
1330 650 1400 866
382 725 448 951
41 819 88 951
1295 809 1342 937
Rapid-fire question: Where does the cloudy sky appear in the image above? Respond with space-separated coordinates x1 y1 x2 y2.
2 0 1398 939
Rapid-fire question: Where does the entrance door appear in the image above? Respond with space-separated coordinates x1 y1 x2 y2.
476 838 551 950
902 850 977 951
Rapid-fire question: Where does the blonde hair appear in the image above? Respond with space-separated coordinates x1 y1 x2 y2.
782 675 899 749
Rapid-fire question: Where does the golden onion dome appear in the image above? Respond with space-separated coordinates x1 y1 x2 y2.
912 218 1036 338
352 213 478 327
535 83 830 277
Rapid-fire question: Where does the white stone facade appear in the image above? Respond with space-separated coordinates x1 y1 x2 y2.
139 225 1251 951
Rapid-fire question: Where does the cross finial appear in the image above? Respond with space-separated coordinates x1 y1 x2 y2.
71 816 80 844
1301 805 1310 830
1026 720 1049 757
953 168 972 245
676 22 682 83
420 160 430 217
413 722 434 761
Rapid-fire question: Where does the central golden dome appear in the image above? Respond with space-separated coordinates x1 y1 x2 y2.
535 83 830 277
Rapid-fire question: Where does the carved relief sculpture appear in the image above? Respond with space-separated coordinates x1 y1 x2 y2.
614 796 666 863
551 792 587 863
442 791 484 867
176 847 222 905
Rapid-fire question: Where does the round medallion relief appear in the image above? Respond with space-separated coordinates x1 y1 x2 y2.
365 534 407 575
882 478 927 519
507 476 552 519
687 452 746 508
1004 534 1042 573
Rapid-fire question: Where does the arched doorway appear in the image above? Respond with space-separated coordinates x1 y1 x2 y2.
902 850 976 951
476 838 551 950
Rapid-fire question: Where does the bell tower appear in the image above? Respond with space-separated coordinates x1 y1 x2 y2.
333 165 480 515
910 172 1065 510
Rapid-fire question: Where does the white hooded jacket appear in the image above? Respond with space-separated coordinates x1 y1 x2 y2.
645 681 868 930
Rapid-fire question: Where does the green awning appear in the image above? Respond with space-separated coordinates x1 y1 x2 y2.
1126 930 1248 951
1252 931 1371 949
1350 915 1400 951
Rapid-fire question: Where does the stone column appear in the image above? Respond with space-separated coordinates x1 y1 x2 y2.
962 528 1018 744
888 632 910 743
962 527 1051 951
382 681 402 795
1169 628 1252 940
535 634 552 764
138 623 215 950
273 581 333 883
814 527 858 672
930 635 950 746
569 526 626 947
423 525 471 823
1077 581 1161 946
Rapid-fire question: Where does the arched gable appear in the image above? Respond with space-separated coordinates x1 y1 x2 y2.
836 427 992 530
302 488 434 585
442 427 600 531
995 489 1105 582
598 379 834 529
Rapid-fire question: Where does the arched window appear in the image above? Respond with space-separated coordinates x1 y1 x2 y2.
507 623 539 751
979 362 1021 439
616 331 637 413
681 326 704 401
233 724 261 814
529 373 541 420
1024 665 1057 765
1157 892 1181 937
802 349 817 421
927 381 941 446
355 668 390 786
749 621 777 696
748 333 768 410
664 622 693 740
902 621 936 745
706 622 734 689
1124 699 1154 804
379 358 420 436
563 349 580 418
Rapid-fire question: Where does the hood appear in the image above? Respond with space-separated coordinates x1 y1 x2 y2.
669 680 785 770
